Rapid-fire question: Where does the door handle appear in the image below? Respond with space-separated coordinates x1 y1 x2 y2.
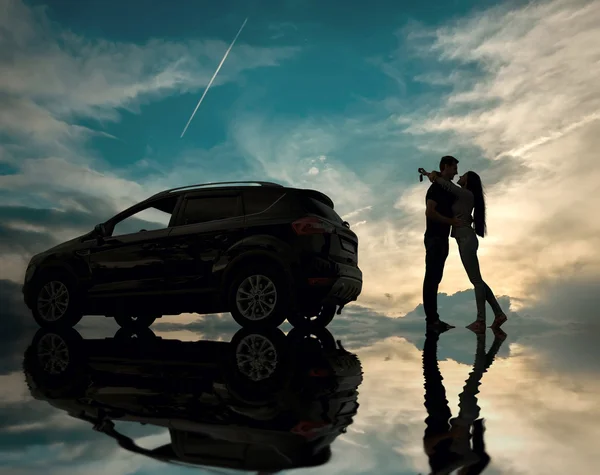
215 234 228 242
141 243 159 250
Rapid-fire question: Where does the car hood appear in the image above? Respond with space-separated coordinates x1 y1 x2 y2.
35 231 93 258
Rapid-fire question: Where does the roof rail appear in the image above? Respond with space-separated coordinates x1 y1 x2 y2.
150 181 283 198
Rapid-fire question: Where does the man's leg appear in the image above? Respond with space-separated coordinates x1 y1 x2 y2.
423 236 449 323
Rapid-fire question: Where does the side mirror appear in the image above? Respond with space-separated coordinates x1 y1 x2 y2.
94 224 108 244
94 224 107 237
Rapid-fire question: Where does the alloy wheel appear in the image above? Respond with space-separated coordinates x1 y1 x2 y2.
235 274 278 321
37 281 70 322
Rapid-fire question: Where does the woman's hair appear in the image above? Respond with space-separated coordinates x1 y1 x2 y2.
466 171 486 237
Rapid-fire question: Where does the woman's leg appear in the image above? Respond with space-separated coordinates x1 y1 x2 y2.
483 282 504 317
456 233 487 327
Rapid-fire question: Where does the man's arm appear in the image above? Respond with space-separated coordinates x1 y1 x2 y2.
426 199 455 225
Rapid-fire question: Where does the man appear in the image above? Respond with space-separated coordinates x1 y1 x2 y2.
423 155 461 331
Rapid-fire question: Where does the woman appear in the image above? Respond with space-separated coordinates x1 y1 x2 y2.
424 169 507 332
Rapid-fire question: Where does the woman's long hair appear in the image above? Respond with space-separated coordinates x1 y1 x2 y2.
466 171 486 237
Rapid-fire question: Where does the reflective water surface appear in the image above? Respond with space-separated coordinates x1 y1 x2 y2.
1 282 598 475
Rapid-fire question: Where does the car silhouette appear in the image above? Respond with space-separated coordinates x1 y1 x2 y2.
22 181 362 330
23 325 363 472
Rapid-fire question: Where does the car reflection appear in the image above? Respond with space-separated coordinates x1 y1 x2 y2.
23 325 363 472
422 328 506 475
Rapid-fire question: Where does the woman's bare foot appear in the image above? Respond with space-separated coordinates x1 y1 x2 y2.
490 313 508 329
466 319 486 333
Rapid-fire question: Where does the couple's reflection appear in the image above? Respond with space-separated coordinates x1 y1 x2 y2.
423 328 506 475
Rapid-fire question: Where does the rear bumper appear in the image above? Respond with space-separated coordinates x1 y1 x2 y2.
323 275 362 306
296 258 362 308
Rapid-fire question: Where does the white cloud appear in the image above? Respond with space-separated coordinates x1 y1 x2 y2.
0 0 299 282
228 0 600 316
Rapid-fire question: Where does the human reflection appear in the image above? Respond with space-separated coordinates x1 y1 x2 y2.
22 325 363 473
422 328 506 474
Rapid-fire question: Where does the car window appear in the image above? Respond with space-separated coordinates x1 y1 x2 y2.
111 197 177 237
302 196 343 223
243 189 286 215
181 195 241 225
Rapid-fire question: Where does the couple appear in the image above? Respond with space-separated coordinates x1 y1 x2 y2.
422 155 507 333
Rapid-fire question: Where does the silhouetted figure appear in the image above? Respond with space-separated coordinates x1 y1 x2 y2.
423 168 508 332
422 328 506 474
423 156 460 332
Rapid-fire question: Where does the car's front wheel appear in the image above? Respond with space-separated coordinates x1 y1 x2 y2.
23 328 87 395
228 264 289 328
31 272 83 329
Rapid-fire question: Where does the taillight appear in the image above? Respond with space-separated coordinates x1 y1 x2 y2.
292 217 335 235
291 421 330 437
309 368 331 377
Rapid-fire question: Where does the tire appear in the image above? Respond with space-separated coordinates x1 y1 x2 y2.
224 327 292 405
287 303 337 329
113 314 157 330
31 271 83 329
228 264 290 329
23 328 87 394
287 326 337 351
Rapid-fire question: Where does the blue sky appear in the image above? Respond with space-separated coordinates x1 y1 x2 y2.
1 0 600 472
1 0 599 315
3 0 598 316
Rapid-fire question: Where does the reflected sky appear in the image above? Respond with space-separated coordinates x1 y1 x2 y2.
1 277 598 474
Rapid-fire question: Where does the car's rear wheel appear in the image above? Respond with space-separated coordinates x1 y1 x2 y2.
113 314 157 330
31 272 83 329
224 327 292 405
287 303 337 329
228 264 289 328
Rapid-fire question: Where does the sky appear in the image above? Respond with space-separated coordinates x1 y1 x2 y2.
1 0 599 316
0 0 599 473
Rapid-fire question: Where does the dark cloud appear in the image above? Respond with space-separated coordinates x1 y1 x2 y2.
0 279 37 374
511 276 600 374
0 195 176 275
0 223 58 256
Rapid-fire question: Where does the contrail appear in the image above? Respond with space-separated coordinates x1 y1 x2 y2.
180 18 248 138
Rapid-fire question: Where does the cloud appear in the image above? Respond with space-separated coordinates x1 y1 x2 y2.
0 280 38 374
0 1 298 121
0 0 299 247
377 0 600 310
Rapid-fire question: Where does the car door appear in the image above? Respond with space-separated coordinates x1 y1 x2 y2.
164 191 245 294
87 197 178 297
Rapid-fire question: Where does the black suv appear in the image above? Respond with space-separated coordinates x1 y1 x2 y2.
23 181 362 330
23 326 363 472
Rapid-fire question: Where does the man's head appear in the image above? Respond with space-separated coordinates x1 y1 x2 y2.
439 156 459 180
